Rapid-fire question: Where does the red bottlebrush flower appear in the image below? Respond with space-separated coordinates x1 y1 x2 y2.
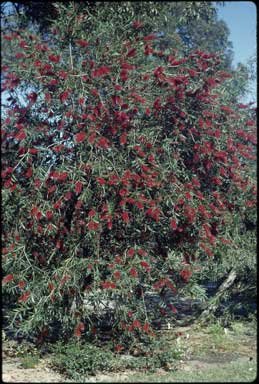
15 130 26 141
75 181 83 194
185 191 191 201
90 88 99 97
29 148 38 155
48 282 55 291
132 319 141 329
237 103 248 109
75 200 83 210
31 206 39 217
115 344 124 353
220 237 232 245
92 66 111 78
45 92 52 104
88 209 96 218
127 248 135 257
200 243 213 257
34 59 42 67
88 132 96 144
120 69 128 82
19 40 29 49
47 185 56 194
180 269 192 282
140 261 151 272
64 192 73 201
97 136 110 149
132 20 144 28
25 167 33 178
56 239 63 249
100 281 116 289
159 308 166 316
49 79 58 86
127 48 137 58
220 105 234 114
59 172 68 181
56 70 67 80
74 322 85 338
138 249 147 257
143 322 150 332
48 54 60 63
3 274 14 284
131 92 146 104
135 201 144 209
88 221 99 231
170 219 177 231
130 268 138 278
128 310 133 318
143 33 156 41
46 211 53 220
106 220 113 230
146 207 161 222
75 39 89 47
114 256 122 264
34 178 41 189
184 205 196 224
75 131 86 143
153 97 161 110
118 189 127 199
97 177 106 186
245 200 256 208
115 84 123 91
27 92 37 103
246 119 256 126
188 69 197 77
113 271 121 280
60 275 70 285
18 290 30 303
214 129 221 139
120 132 127 145
168 304 178 313
59 90 70 103
218 71 232 79
18 280 25 289
53 200 62 210
121 211 130 224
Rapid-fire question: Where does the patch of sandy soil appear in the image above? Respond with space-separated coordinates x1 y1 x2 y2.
2 356 70 383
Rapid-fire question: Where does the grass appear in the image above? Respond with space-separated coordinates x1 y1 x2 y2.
106 359 257 382
20 354 40 369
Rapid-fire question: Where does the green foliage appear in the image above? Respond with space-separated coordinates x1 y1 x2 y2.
1 1 256 350
51 340 117 379
51 337 181 379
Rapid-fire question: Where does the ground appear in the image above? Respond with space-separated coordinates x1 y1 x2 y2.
2 321 257 383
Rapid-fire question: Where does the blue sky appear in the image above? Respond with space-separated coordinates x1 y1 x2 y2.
216 1 256 67
216 1 257 102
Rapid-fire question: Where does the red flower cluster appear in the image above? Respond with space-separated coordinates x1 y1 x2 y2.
92 66 111 78
74 322 85 338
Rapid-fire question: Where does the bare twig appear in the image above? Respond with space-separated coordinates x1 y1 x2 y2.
69 42 74 71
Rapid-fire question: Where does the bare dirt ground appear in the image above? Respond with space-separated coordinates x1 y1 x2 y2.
2 325 257 383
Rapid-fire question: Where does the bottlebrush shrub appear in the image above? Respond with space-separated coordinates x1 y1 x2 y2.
1 19 256 350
